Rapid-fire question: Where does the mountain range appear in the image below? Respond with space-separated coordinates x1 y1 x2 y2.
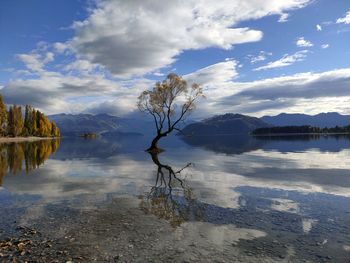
49 112 350 137
180 113 269 136
48 113 153 136
261 112 350 128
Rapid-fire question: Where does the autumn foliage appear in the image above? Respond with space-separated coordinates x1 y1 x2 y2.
0 139 60 186
0 94 60 138
138 73 203 152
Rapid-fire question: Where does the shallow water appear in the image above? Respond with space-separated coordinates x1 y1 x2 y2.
1 135 350 262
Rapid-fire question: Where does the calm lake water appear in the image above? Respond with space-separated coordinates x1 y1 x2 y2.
1 135 350 262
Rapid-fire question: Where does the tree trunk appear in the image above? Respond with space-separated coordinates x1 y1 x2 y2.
147 133 165 153
149 150 161 166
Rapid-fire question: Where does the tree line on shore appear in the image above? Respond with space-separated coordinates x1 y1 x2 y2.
252 125 350 135
0 95 60 137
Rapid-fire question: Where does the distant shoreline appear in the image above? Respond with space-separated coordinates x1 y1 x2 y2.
252 132 350 137
179 132 350 137
0 137 59 143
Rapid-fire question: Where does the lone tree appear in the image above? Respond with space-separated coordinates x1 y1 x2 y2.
138 73 203 152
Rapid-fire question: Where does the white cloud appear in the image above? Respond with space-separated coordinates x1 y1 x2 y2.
69 0 310 77
4 52 350 119
235 69 350 100
248 51 273 64
220 69 350 116
2 59 238 117
184 60 240 103
181 60 240 118
1 57 157 115
153 71 165 77
336 10 350 24
16 53 43 72
278 13 289 22
251 55 266 64
321 44 330 49
1 73 121 114
296 37 313 47
316 24 322 31
254 50 308 71
3 0 325 117
44 52 54 63
64 59 102 75
185 60 238 86
2 0 313 118
53 42 69 54
16 52 54 73
181 61 350 117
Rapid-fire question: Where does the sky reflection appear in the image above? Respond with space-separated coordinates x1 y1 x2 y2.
1 136 350 260
1 135 350 207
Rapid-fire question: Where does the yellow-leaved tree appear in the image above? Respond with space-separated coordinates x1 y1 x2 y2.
138 73 204 152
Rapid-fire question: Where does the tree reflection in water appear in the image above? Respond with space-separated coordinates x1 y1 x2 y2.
140 152 206 227
0 139 60 186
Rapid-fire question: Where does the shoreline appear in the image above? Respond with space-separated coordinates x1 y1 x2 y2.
179 132 350 137
0 137 59 143
251 132 350 137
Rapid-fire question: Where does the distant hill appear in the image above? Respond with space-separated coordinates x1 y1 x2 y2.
180 113 270 136
261 112 350 128
48 113 121 136
50 111 350 137
48 113 151 136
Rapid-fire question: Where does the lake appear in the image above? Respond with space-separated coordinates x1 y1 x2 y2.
1 134 350 262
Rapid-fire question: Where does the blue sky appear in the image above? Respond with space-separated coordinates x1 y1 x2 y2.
1 0 350 117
